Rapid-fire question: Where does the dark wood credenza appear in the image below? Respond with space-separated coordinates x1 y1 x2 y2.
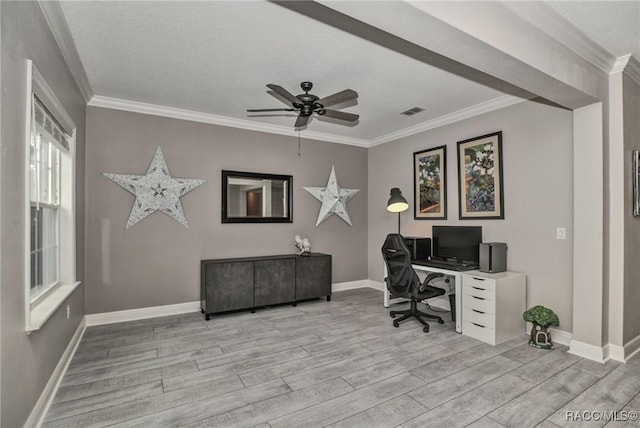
200 253 332 320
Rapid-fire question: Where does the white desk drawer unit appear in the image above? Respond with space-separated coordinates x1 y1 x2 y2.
462 271 526 345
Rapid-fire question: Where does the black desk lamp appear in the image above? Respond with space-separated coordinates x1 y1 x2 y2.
387 187 409 234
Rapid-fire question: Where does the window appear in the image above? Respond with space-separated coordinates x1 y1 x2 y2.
25 60 78 332
30 95 65 300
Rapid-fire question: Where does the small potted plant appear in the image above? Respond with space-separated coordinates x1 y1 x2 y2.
523 305 559 349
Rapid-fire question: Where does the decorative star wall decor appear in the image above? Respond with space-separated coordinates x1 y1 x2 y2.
304 165 360 227
104 147 205 229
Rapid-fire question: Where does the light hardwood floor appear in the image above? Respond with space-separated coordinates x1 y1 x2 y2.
43 288 640 428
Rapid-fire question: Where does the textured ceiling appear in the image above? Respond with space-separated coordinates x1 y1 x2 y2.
58 1 639 143
546 1 640 60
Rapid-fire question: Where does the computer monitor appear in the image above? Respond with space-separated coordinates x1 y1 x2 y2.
432 226 482 264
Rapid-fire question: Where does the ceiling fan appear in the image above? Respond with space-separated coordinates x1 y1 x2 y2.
247 81 359 128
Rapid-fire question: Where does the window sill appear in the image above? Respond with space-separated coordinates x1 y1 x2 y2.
26 281 81 334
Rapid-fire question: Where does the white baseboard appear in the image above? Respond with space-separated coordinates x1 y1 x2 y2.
569 339 606 363
550 327 572 347
332 279 383 292
85 301 200 326
624 334 640 361
25 317 86 428
607 344 626 362
86 282 386 326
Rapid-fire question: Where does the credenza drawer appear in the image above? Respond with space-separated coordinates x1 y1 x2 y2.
463 293 495 314
463 307 495 329
463 320 496 345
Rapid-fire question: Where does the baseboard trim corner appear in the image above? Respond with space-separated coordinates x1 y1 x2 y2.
85 301 201 326
332 279 384 292
624 333 640 361
606 344 625 362
25 317 86 428
569 339 605 363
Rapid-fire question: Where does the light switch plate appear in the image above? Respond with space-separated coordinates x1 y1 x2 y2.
556 227 566 240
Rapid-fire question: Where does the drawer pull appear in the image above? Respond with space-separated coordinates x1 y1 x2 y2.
471 322 485 328
472 286 486 291
472 309 485 314
472 277 486 281
472 296 486 300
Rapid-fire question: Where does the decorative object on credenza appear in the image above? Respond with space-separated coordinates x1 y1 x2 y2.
523 305 559 349
457 131 504 219
247 81 359 129
414 145 447 219
304 165 359 226
104 147 205 228
633 150 640 216
294 235 312 256
386 188 408 234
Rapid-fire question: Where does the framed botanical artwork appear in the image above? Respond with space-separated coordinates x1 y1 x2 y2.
457 131 504 219
414 145 447 219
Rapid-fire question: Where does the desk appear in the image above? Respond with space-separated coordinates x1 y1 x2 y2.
383 264 527 343
383 262 468 333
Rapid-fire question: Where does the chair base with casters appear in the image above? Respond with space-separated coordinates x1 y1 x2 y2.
390 293 445 333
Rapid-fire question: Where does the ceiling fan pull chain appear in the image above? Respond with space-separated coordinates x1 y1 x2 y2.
298 130 301 157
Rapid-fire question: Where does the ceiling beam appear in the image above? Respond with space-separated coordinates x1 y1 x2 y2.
275 0 606 109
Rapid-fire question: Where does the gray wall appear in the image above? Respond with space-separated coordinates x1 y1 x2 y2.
0 2 86 427
368 101 574 332
84 106 368 314
624 74 640 344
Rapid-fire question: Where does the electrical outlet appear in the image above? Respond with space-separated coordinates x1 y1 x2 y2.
556 227 566 240
66 304 70 319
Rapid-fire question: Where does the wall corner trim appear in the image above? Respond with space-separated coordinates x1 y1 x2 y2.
568 339 606 363
24 317 86 428
85 301 201 326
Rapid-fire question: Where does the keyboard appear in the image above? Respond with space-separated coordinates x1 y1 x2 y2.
416 259 479 271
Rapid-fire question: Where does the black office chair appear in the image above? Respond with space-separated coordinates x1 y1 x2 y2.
381 233 446 333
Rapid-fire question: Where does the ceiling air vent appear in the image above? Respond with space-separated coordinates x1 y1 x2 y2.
400 106 426 116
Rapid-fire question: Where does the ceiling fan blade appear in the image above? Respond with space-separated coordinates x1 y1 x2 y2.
266 84 299 105
247 108 296 112
318 89 358 107
320 109 359 122
294 114 310 128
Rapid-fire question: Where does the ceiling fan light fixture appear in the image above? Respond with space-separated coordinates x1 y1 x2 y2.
248 81 359 128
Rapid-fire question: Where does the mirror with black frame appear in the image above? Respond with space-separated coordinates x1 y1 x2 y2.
221 170 293 223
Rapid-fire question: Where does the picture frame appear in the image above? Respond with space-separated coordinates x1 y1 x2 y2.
633 150 640 216
413 145 447 219
457 131 504 219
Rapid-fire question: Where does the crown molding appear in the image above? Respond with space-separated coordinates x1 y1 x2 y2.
368 95 526 147
38 0 93 103
88 95 370 147
624 56 640 87
611 54 631 74
90 95 527 149
501 2 617 75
